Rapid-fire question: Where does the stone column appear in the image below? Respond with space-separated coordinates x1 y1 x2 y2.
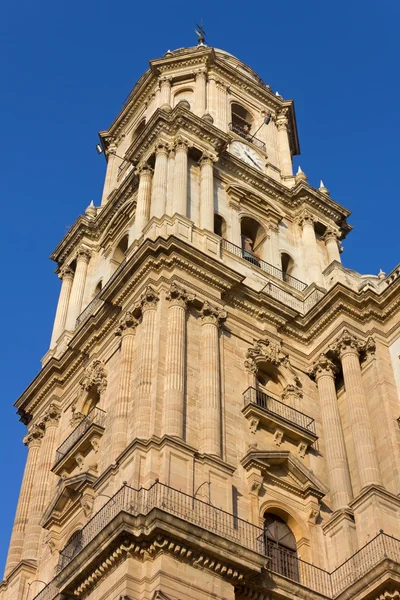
276 111 293 177
50 266 74 348
199 302 227 456
267 221 281 268
334 331 381 488
199 154 216 231
112 312 139 457
324 230 341 264
22 405 61 561
172 139 189 216
195 70 207 116
207 77 217 124
101 142 119 205
310 354 353 510
166 148 175 215
163 284 195 438
133 164 153 240
216 80 228 131
159 77 172 108
5 426 44 575
298 213 323 286
228 199 242 247
65 247 91 331
151 144 169 219
134 287 159 439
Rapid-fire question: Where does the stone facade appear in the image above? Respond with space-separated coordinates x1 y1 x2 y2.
2 43 400 600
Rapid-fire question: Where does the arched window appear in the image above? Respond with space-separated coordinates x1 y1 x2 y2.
132 118 146 142
214 214 227 238
241 216 266 265
264 513 299 581
173 88 194 109
230 103 254 140
110 234 128 276
281 252 295 281
93 280 102 298
58 529 83 570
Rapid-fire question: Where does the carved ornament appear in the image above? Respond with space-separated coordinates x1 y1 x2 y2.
308 353 337 380
44 403 61 428
165 282 195 308
23 423 45 448
139 286 160 312
115 311 139 336
200 301 227 326
80 359 108 395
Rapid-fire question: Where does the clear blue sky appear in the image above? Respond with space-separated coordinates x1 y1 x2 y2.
1 0 399 575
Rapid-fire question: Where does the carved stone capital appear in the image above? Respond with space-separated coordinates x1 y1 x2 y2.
59 265 74 281
115 311 139 336
309 353 337 380
174 137 189 153
323 228 340 243
166 283 195 308
80 359 108 395
154 143 169 157
75 246 92 262
276 111 288 131
159 75 172 87
195 68 207 81
200 301 227 326
23 423 45 448
135 163 153 178
139 286 160 312
44 403 61 428
199 152 218 168
295 211 315 229
330 329 364 359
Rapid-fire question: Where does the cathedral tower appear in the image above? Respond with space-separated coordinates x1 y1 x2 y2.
2 41 400 600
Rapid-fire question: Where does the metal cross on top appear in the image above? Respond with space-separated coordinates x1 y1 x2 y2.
195 21 207 45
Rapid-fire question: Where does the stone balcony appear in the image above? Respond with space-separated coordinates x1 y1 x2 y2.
52 407 106 477
242 386 318 452
32 482 400 600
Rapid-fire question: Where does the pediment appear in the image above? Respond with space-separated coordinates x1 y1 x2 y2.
41 472 96 530
241 449 328 501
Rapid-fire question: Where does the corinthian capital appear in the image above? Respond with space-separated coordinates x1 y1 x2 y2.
44 403 61 428
166 283 195 308
323 228 340 243
276 110 289 130
135 163 153 177
330 329 364 359
200 301 227 326
295 211 315 229
308 353 337 380
139 286 160 312
199 152 218 167
76 246 92 262
174 137 189 153
59 265 74 281
115 311 139 336
23 423 45 448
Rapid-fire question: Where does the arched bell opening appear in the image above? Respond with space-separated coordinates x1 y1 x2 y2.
214 213 227 238
109 234 129 277
281 252 295 281
132 118 146 143
263 512 299 581
255 364 283 399
240 216 267 264
93 279 102 299
230 102 254 140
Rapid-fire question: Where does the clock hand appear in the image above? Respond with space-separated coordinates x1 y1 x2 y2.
244 150 259 167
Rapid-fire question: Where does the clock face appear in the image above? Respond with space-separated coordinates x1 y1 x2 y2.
230 141 264 171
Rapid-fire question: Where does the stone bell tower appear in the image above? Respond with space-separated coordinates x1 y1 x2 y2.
2 39 400 600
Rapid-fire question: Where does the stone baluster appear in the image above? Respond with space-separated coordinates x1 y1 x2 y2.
216 80 228 130
134 287 159 439
332 331 381 489
276 111 293 177
65 247 91 331
22 405 61 561
151 144 169 219
199 153 216 231
298 213 323 286
199 302 227 456
4 426 44 575
163 284 195 438
50 266 74 348
195 70 207 116
173 139 189 216
324 229 342 264
132 164 153 241
310 354 353 510
113 312 139 457
159 77 172 108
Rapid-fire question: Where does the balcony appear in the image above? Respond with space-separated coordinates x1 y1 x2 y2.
229 115 266 152
52 407 106 475
33 481 400 600
222 239 307 292
243 387 317 449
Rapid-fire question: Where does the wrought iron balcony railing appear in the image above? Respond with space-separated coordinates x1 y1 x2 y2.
53 406 106 467
33 478 400 600
222 239 307 292
75 258 127 328
243 387 316 435
229 121 266 151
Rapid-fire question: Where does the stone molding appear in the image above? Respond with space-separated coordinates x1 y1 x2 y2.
80 359 108 395
329 329 376 360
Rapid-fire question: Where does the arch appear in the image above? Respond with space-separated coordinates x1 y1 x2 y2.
231 102 254 139
58 527 84 568
214 213 227 238
93 279 102 299
255 365 283 398
240 216 267 264
131 118 146 143
109 234 129 276
281 251 295 281
263 511 299 580
173 88 194 108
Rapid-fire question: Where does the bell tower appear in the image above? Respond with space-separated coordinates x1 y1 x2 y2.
2 40 400 600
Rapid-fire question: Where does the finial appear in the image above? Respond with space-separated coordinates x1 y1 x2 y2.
164 49 172 57
319 180 329 194
378 269 386 279
275 91 283 99
85 200 96 218
295 166 307 182
195 20 207 46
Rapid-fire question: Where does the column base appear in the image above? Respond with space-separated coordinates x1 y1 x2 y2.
350 484 400 546
322 508 357 568
1 560 37 600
